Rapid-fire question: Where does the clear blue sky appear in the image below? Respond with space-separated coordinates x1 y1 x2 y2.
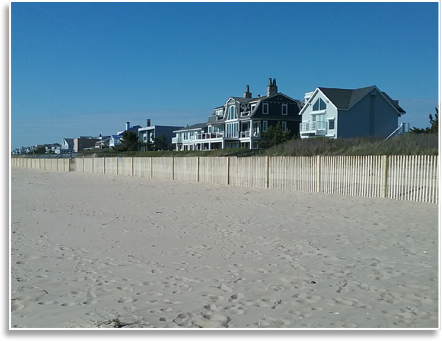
11 1 439 149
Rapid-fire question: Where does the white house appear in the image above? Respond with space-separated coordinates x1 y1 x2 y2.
299 85 406 139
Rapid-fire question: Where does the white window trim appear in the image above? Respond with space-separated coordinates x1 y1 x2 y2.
263 103 269 114
282 103 288 115
226 105 238 121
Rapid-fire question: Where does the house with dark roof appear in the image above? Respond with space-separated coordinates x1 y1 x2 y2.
61 138 74 153
172 123 209 151
109 122 142 148
172 78 302 151
299 86 406 139
138 119 183 151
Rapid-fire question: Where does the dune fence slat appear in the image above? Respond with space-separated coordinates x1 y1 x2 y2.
133 157 151 178
117 157 133 176
198 157 229 185
151 157 174 180
11 154 438 203
229 156 267 188
173 157 198 183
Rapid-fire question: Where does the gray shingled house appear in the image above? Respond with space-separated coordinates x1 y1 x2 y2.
299 86 406 139
173 78 302 150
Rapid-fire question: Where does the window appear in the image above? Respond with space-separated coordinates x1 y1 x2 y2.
313 98 326 111
263 103 269 114
328 119 335 130
313 114 325 122
251 104 256 112
263 121 268 132
227 106 237 120
226 122 239 138
282 104 288 115
282 121 287 131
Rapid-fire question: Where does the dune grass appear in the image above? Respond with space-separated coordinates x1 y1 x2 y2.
264 134 439 156
78 134 438 158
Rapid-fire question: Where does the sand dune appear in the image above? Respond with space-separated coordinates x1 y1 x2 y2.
10 168 438 328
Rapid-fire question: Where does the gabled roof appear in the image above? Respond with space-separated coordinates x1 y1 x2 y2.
173 123 207 132
63 138 74 144
318 86 375 110
381 91 406 113
312 86 405 115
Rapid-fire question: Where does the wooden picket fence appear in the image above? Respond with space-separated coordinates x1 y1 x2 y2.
12 155 438 204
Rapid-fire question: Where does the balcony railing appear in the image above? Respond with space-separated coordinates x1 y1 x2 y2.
172 137 182 144
196 132 225 140
300 121 327 133
174 130 261 143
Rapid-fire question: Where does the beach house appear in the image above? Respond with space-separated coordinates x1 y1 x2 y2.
299 85 406 139
172 78 302 151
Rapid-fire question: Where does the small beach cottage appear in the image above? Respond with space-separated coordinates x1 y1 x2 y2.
299 85 406 139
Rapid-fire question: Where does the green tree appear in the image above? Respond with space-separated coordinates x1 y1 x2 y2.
410 107 438 134
140 139 154 152
27 146 46 155
153 133 169 151
259 122 292 149
114 130 139 151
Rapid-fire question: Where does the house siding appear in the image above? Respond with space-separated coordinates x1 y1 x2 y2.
337 90 399 138
252 97 301 136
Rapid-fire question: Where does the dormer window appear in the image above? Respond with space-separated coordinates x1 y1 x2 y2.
263 103 269 114
282 103 288 115
227 106 237 120
313 98 326 111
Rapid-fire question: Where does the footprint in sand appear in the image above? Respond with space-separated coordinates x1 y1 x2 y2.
225 304 246 315
220 282 235 291
116 297 137 303
11 302 25 311
192 314 229 328
82 299 98 305
173 312 196 327
228 293 244 302
255 298 272 308
209 295 225 302
293 293 322 304
327 297 369 308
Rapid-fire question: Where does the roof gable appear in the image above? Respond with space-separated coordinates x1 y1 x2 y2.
314 86 405 115
318 86 375 110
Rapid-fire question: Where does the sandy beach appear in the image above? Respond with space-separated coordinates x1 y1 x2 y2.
10 167 438 329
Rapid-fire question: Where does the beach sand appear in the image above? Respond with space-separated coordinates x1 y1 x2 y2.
10 167 438 328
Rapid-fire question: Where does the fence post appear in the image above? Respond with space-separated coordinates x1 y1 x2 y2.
150 157 153 178
196 157 200 183
317 155 322 193
226 156 230 185
131 157 134 177
172 157 175 180
382 155 388 198
265 156 270 188
116 157 119 175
